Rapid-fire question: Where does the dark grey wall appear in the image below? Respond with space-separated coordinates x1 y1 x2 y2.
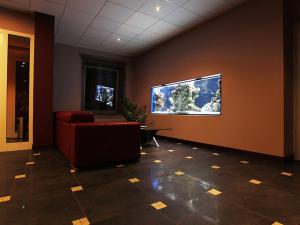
53 43 134 111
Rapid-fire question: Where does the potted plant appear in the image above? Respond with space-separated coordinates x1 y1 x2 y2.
123 97 147 124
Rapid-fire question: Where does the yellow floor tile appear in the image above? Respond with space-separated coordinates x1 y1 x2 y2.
272 222 283 225
72 217 90 225
168 150 174 152
33 153 40 156
0 196 11 203
151 201 167 210
71 186 83 192
240 160 249 164
140 152 147 155
211 165 220 170
207 189 222 196
80 217 90 225
116 164 124 168
249 179 262 185
15 174 26 179
174 171 184 176
128 178 141 183
185 156 193 159
72 219 81 225
153 160 162 163
26 161 35 165
213 153 220 156
281 172 293 177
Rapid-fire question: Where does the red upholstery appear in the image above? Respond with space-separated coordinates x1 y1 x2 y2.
55 111 140 168
56 111 94 123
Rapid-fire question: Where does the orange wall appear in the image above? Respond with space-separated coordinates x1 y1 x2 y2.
133 0 285 157
1 8 54 147
0 7 34 34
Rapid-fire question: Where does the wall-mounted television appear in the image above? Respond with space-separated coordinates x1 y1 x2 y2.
151 74 221 115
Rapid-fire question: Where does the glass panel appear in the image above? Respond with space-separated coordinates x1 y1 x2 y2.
6 34 30 143
84 65 118 111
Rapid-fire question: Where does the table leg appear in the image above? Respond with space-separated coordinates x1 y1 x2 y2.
153 136 159 148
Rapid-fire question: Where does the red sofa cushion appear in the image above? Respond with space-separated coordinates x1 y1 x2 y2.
56 111 94 123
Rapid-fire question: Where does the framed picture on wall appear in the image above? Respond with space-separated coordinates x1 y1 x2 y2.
82 56 126 114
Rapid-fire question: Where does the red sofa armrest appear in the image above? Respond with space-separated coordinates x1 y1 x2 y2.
70 122 140 167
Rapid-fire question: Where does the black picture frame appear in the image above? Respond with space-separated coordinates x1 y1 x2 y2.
81 55 126 114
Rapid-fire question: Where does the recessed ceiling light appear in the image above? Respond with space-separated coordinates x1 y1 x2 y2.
156 5 160 12
117 37 121 41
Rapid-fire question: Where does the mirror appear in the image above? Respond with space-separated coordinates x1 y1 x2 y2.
6 34 30 143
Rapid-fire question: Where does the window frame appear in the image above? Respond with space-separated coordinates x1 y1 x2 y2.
81 56 126 114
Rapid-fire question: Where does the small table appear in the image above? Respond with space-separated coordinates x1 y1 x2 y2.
140 126 171 148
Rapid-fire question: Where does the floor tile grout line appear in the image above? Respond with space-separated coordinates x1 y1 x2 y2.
156 208 178 225
71 190 89 219
131 184 179 223
129 144 300 223
262 181 300 201
2 140 300 225
67 165 90 217
9 154 32 200
218 174 300 223
94 204 166 225
220 189 282 223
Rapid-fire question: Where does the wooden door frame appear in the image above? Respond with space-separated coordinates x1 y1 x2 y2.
0 28 34 152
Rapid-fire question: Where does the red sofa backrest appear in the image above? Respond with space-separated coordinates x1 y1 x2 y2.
56 111 95 123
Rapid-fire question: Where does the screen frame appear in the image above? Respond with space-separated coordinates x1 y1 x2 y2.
150 73 222 116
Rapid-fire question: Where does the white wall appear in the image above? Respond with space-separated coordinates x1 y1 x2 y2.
53 43 134 111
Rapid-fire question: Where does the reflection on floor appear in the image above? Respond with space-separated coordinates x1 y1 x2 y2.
1 138 300 225
6 137 27 143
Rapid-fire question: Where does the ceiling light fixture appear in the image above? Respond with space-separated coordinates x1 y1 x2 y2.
117 37 121 41
156 5 160 12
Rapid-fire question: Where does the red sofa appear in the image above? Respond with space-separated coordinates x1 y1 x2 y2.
55 111 140 168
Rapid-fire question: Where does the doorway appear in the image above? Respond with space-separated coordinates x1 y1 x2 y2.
0 29 34 152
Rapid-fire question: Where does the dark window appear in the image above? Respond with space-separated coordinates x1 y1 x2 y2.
82 57 125 114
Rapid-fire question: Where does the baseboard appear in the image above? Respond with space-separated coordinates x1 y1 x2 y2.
32 145 55 151
284 153 295 162
156 135 295 162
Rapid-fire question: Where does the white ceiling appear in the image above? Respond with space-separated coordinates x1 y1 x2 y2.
0 0 247 56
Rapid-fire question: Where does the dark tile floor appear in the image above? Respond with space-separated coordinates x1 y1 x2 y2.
1 139 300 225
